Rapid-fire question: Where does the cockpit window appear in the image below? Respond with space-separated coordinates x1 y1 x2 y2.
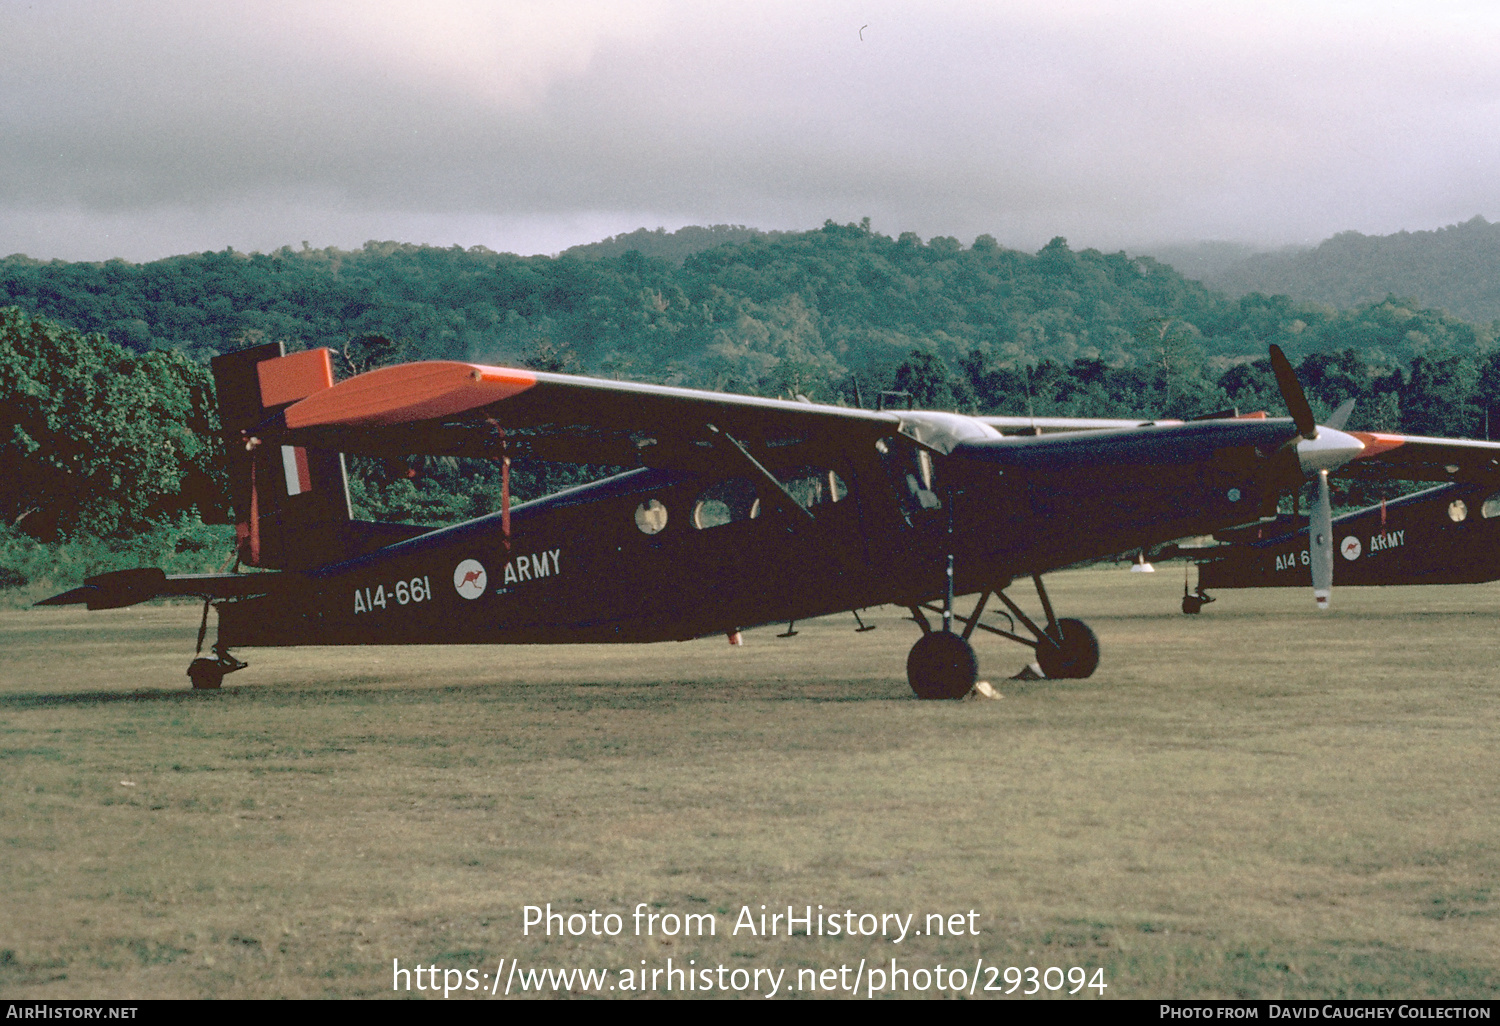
782 468 848 510
910 451 939 508
692 479 760 529
903 450 940 509
878 440 941 512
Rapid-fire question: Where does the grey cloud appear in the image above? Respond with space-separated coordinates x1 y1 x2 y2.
3 1 1499 260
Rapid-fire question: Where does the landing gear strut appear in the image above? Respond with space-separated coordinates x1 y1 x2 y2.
904 574 1100 699
185 599 246 688
1181 563 1214 615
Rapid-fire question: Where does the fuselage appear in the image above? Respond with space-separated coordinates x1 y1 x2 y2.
1199 481 1500 589
218 418 1305 648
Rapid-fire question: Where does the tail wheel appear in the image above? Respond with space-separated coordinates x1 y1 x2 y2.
906 631 979 700
186 647 247 690
1035 618 1099 679
187 658 225 689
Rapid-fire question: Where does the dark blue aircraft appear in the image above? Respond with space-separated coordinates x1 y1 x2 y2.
42 343 1497 697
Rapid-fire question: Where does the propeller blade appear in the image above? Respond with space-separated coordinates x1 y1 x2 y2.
1310 469 1333 610
1269 344 1318 439
1326 398 1356 432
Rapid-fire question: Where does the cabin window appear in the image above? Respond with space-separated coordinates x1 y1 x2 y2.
692 479 760 529
877 442 941 512
1448 499 1468 523
634 499 668 535
904 450 940 509
782 468 849 509
1483 493 1500 519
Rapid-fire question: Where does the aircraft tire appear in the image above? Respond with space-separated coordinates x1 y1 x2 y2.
906 631 979 700
187 658 225 690
1036 618 1099 679
1182 595 1203 615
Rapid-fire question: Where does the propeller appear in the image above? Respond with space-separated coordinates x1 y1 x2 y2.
1327 398 1356 432
1270 344 1317 438
1268 346 1362 610
1311 469 1332 610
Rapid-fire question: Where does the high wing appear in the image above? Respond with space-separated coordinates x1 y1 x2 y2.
1338 432 1500 482
976 415 1168 435
254 359 999 464
974 416 1500 485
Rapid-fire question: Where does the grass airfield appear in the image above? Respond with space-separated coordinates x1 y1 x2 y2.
1 567 1497 1000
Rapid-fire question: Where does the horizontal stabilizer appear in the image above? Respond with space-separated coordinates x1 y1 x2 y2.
37 568 286 610
284 361 538 428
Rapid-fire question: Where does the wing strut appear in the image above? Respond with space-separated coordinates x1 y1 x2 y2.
248 457 261 565
706 424 816 524
501 447 512 551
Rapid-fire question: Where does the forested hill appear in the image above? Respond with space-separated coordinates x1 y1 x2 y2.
2 221 1491 415
1198 216 1500 324
9 221 1500 559
561 224 784 263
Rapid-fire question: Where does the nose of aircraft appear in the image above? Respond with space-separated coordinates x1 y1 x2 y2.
1296 426 1365 475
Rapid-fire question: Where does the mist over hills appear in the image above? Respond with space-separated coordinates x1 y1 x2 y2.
1131 241 1300 282
1141 216 1500 325
578 219 1500 329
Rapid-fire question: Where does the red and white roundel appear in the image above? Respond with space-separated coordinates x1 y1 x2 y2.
453 559 487 599
1340 536 1362 561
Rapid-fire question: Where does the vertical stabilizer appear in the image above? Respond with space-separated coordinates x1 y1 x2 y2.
212 343 353 569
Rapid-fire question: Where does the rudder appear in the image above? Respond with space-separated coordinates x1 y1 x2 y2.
212 342 354 570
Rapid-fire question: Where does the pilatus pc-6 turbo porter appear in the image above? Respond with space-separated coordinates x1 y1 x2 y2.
1173 445 1500 613
40 343 1498 697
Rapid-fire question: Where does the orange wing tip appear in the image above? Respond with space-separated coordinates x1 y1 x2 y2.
283 362 537 428
1349 432 1406 458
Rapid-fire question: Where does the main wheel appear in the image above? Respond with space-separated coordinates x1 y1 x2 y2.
1035 618 1100 679
1182 594 1203 615
906 631 979 700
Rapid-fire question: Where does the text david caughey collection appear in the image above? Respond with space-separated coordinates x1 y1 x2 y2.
523 903 980 943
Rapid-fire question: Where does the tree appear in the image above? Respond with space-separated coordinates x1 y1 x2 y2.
0 306 220 538
1133 316 1202 414
891 350 970 410
1401 351 1479 437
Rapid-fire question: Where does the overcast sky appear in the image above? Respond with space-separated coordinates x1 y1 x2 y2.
3 0 1498 262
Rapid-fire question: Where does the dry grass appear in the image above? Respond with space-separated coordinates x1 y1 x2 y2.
1 568 1497 999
